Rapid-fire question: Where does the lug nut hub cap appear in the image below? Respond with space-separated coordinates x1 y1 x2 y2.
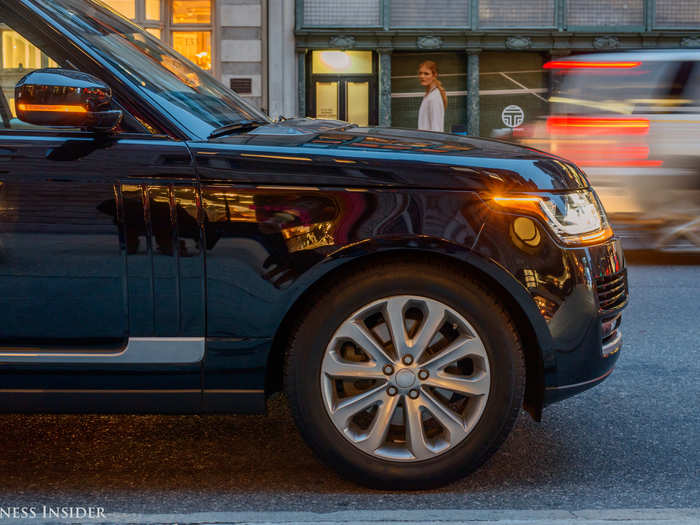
395 369 416 388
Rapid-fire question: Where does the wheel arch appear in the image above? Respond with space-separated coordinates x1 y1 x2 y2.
265 239 551 421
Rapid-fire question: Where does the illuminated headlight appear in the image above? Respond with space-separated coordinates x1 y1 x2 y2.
490 190 613 246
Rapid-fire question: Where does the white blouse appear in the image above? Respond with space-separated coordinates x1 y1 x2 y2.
418 87 445 132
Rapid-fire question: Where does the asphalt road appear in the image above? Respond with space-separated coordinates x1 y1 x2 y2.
0 256 698 520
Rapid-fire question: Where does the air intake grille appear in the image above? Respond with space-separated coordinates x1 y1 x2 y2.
596 270 628 313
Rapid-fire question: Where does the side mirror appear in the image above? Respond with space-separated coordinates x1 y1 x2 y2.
15 69 122 132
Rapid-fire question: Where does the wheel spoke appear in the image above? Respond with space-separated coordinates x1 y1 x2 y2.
320 294 493 463
425 371 490 397
359 394 399 452
421 389 468 442
410 301 445 363
421 336 485 373
335 321 393 366
384 296 409 358
332 384 386 427
323 351 386 380
405 396 434 460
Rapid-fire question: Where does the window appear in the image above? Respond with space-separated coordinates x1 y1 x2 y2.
567 0 643 27
655 0 700 28
311 51 373 75
391 0 469 28
33 0 268 138
0 9 151 134
104 0 213 71
0 26 60 127
310 51 376 126
479 0 554 28
303 0 381 27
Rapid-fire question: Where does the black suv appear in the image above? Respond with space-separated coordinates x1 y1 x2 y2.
0 0 627 489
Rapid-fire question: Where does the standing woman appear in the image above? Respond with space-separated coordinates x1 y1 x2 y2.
417 60 447 132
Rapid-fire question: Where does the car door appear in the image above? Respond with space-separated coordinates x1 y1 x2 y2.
0 7 204 412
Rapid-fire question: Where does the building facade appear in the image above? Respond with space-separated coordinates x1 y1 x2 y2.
2 1 700 136
104 0 268 109
294 0 700 136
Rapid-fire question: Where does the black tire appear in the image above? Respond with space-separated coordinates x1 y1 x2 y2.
284 260 526 489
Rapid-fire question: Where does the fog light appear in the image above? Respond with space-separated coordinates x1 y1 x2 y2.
513 217 541 247
602 314 621 340
601 314 622 357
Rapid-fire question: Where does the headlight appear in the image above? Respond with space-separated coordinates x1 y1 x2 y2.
489 190 613 246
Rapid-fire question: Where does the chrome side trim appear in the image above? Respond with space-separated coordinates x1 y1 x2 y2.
0 389 263 394
203 389 265 394
545 367 615 391
0 389 200 393
0 337 204 364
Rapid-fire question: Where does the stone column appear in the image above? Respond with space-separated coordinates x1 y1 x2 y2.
219 0 264 108
296 49 307 118
549 49 571 60
378 48 392 127
268 0 296 119
466 49 481 136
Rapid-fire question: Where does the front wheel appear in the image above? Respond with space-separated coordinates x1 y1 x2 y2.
285 262 525 489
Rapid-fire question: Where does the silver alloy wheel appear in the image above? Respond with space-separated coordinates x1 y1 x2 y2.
320 295 491 462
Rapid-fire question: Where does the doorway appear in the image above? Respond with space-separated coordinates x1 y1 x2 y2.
309 50 377 126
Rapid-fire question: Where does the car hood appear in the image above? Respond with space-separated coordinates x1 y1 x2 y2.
200 119 590 191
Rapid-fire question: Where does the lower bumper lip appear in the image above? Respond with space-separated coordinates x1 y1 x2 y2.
545 366 615 392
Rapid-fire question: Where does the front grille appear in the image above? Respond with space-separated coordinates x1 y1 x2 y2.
596 270 628 312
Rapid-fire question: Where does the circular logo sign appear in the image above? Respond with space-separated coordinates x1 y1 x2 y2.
501 105 525 128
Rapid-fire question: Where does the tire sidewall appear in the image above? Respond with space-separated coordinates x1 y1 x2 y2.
288 264 522 488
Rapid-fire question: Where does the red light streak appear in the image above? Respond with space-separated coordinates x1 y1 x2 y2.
546 116 650 135
543 61 642 69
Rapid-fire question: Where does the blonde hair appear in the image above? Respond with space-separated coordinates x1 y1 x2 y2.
419 60 447 109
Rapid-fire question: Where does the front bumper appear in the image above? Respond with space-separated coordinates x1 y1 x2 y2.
543 241 628 405
472 215 628 408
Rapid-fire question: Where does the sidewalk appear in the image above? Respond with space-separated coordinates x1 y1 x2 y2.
6 508 698 525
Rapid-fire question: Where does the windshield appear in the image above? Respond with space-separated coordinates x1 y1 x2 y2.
32 0 270 138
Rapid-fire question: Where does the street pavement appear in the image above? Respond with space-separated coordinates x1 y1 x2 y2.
0 256 698 524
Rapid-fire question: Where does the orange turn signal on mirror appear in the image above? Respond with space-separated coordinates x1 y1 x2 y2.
17 103 86 113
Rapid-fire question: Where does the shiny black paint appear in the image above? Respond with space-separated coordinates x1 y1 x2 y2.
0 0 628 416
197 184 486 339
473 207 626 403
119 182 205 337
0 133 202 407
199 123 589 191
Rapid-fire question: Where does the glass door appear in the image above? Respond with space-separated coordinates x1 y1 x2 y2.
310 50 377 126
315 81 339 120
312 78 375 126
346 81 369 126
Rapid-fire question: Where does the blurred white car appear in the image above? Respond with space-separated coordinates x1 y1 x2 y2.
516 50 700 252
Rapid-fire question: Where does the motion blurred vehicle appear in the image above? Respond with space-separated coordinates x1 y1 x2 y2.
516 50 700 252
